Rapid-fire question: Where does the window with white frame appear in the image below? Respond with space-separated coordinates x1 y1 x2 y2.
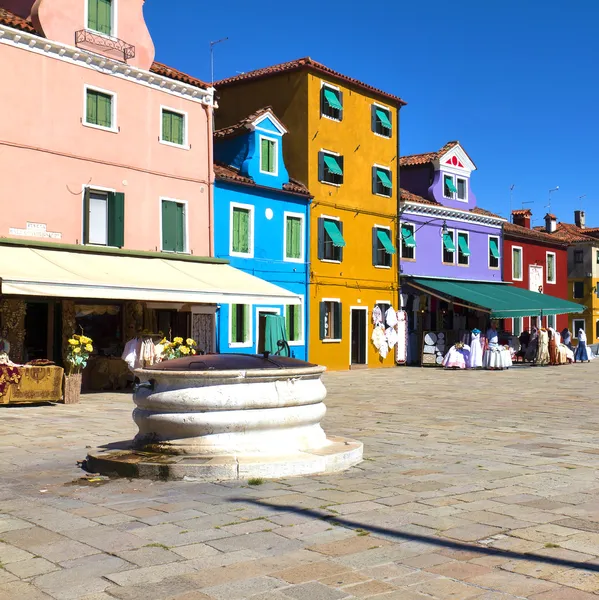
285 303 303 343
442 229 455 264
318 217 345 262
489 235 500 269
373 166 392 197
87 0 113 36
161 199 186 253
321 84 343 120
319 300 342 341
231 204 253 256
87 190 108 245
161 108 187 147
546 252 556 284
512 247 523 280
443 174 457 199
319 151 344 185
456 177 467 201
573 318 585 334
260 136 277 174
284 213 303 261
230 304 251 346
83 187 125 247
400 223 416 260
372 226 395 268
84 86 116 132
372 104 392 137
457 231 470 266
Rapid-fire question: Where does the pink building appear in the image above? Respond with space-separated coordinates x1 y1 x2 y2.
0 1 299 386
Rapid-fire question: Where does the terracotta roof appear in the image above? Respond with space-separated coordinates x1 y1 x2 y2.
512 209 532 216
214 162 310 196
399 189 440 206
0 7 36 32
0 8 210 90
504 222 567 247
470 207 503 219
399 141 460 167
545 213 557 219
215 57 406 106
214 107 283 139
533 222 599 243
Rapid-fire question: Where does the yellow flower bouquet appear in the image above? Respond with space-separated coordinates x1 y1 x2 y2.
65 334 94 375
161 336 197 361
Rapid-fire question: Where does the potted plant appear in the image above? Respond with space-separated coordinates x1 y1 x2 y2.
161 337 197 361
64 334 93 404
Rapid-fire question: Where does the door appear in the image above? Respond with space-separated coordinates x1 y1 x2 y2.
351 308 367 365
24 302 49 362
192 313 214 355
529 265 543 293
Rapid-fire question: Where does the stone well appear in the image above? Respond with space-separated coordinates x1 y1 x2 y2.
86 353 363 481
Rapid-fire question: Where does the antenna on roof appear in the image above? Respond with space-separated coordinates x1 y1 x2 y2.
546 186 559 212
510 184 515 222
579 194 587 211
210 37 229 85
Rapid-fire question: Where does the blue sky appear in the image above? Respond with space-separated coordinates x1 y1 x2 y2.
145 0 598 228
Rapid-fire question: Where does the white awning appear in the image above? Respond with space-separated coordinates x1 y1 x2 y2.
0 246 301 305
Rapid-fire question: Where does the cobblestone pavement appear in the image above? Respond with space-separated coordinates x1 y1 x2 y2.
3 364 599 599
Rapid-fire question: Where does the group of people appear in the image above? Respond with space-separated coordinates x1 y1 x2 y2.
442 325 507 370
518 326 590 365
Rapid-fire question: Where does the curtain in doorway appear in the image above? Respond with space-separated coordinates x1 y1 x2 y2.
192 313 214 354
264 315 289 356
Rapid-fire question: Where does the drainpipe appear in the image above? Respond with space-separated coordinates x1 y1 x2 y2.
305 197 313 361
206 103 215 257
396 105 402 322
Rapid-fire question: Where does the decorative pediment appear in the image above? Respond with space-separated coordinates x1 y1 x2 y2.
250 111 288 136
438 143 476 175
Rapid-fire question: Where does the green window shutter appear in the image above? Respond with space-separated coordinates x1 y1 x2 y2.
97 0 112 35
233 208 249 253
231 304 238 342
90 92 111 128
323 220 346 247
268 141 275 172
319 302 326 339
286 217 301 259
334 303 342 339
376 169 393 189
401 226 416 248
324 89 342 110
285 305 291 340
175 202 185 252
86 90 97 125
294 305 301 341
457 234 471 257
323 155 343 175
82 187 91 244
443 233 456 252
377 229 396 254
162 110 172 142
88 0 98 31
162 200 177 252
375 109 392 129
172 113 183 145
489 238 500 259
261 138 270 172
107 192 125 247
445 176 458 193
232 208 240 252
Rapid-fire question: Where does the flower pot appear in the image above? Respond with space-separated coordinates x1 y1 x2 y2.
64 372 82 404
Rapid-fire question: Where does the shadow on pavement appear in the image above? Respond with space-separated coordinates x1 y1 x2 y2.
232 498 599 573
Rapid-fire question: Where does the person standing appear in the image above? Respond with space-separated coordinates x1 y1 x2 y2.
574 328 590 363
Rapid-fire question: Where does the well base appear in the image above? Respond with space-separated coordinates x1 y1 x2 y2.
86 436 363 481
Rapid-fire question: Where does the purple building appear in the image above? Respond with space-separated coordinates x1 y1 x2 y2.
399 141 506 363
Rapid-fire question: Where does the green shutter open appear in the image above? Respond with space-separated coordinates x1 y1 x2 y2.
443 233 456 252
86 90 97 124
458 235 471 257
375 108 392 129
175 203 185 252
324 88 342 110
401 227 416 248
107 192 125 247
323 154 343 175
489 238 500 259
171 113 183 145
231 304 238 342
161 200 176 252
162 111 172 142
376 169 392 189
445 176 458 193
82 187 91 244
377 230 396 255
323 220 346 247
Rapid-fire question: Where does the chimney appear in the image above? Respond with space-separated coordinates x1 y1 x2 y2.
512 209 532 229
544 213 557 233
575 210 586 229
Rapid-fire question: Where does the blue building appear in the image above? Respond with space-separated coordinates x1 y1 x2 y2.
213 108 311 359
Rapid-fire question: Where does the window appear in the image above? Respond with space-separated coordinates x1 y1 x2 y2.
400 223 416 260
318 217 345 262
319 151 344 185
512 247 523 280
161 108 186 147
161 199 186 253
574 250 583 264
513 317 523 337
373 166 392 197
573 281 584 299
457 232 470 266
319 300 342 341
573 319 585 334
443 174 457 199
372 105 392 137
596 320 599 340
442 230 455 264
489 236 500 269
596 250 599 265
372 227 395 268
284 214 303 261
457 178 467 201
84 87 115 131
260 136 277 174
546 252 556 284
285 304 303 343
83 188 124 247
547 314 556 329
230 304 251 346
87 0 112 35
321 84 343 120
231 204 253 256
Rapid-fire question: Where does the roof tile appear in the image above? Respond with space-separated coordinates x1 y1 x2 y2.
0 7 36 32
400 141 460 167
214 162 310 196
214 106 282 139
504 222 567 246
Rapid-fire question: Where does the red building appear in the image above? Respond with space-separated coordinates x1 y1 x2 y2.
503 210 569 335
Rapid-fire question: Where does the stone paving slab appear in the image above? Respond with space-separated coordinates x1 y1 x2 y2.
3 365 599 598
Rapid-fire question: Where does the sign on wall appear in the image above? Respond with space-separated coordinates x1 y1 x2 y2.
529 265 543 293
9 222 61 239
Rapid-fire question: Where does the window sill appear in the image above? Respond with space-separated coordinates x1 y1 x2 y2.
230 250 254 258
374 192 393 199
442 261 455 266
284 257 305 264
288 340 305 346
319 180 342 188
159 139 190 150
489 266 501 270
259 168 278 176
85 27 117 40
229 342 253 348
373 131 392 139
160 249 190 255
320 259 342 264
457 263 470 267
322 338 342 343
546 280 557 285
374 264 392 269
400 257 416 262
321 114 342 122
512 277 523 282
83 121 118 134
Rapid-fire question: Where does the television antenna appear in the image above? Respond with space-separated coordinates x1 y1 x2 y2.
210 37 229 85
509 184 515 222
546 186 559 212
579 194 587 210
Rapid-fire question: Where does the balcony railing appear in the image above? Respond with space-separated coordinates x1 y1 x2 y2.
75 30 135 62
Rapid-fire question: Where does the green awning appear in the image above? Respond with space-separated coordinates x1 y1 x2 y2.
375 109 392 129
442 233 455 252
323 220 346 247
410 277 585 319
458 236 471 257
489 238 500 259
323 154 343 175
401 227 416 248
377 230 396 254
376 169 392 188
445 176 457 193
324 89 342 110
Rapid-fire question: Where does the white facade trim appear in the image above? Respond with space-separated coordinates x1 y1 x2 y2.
0 24 215 106
512 245 523 281
258 134 279 177
546 251 557 284
401 202 505 227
